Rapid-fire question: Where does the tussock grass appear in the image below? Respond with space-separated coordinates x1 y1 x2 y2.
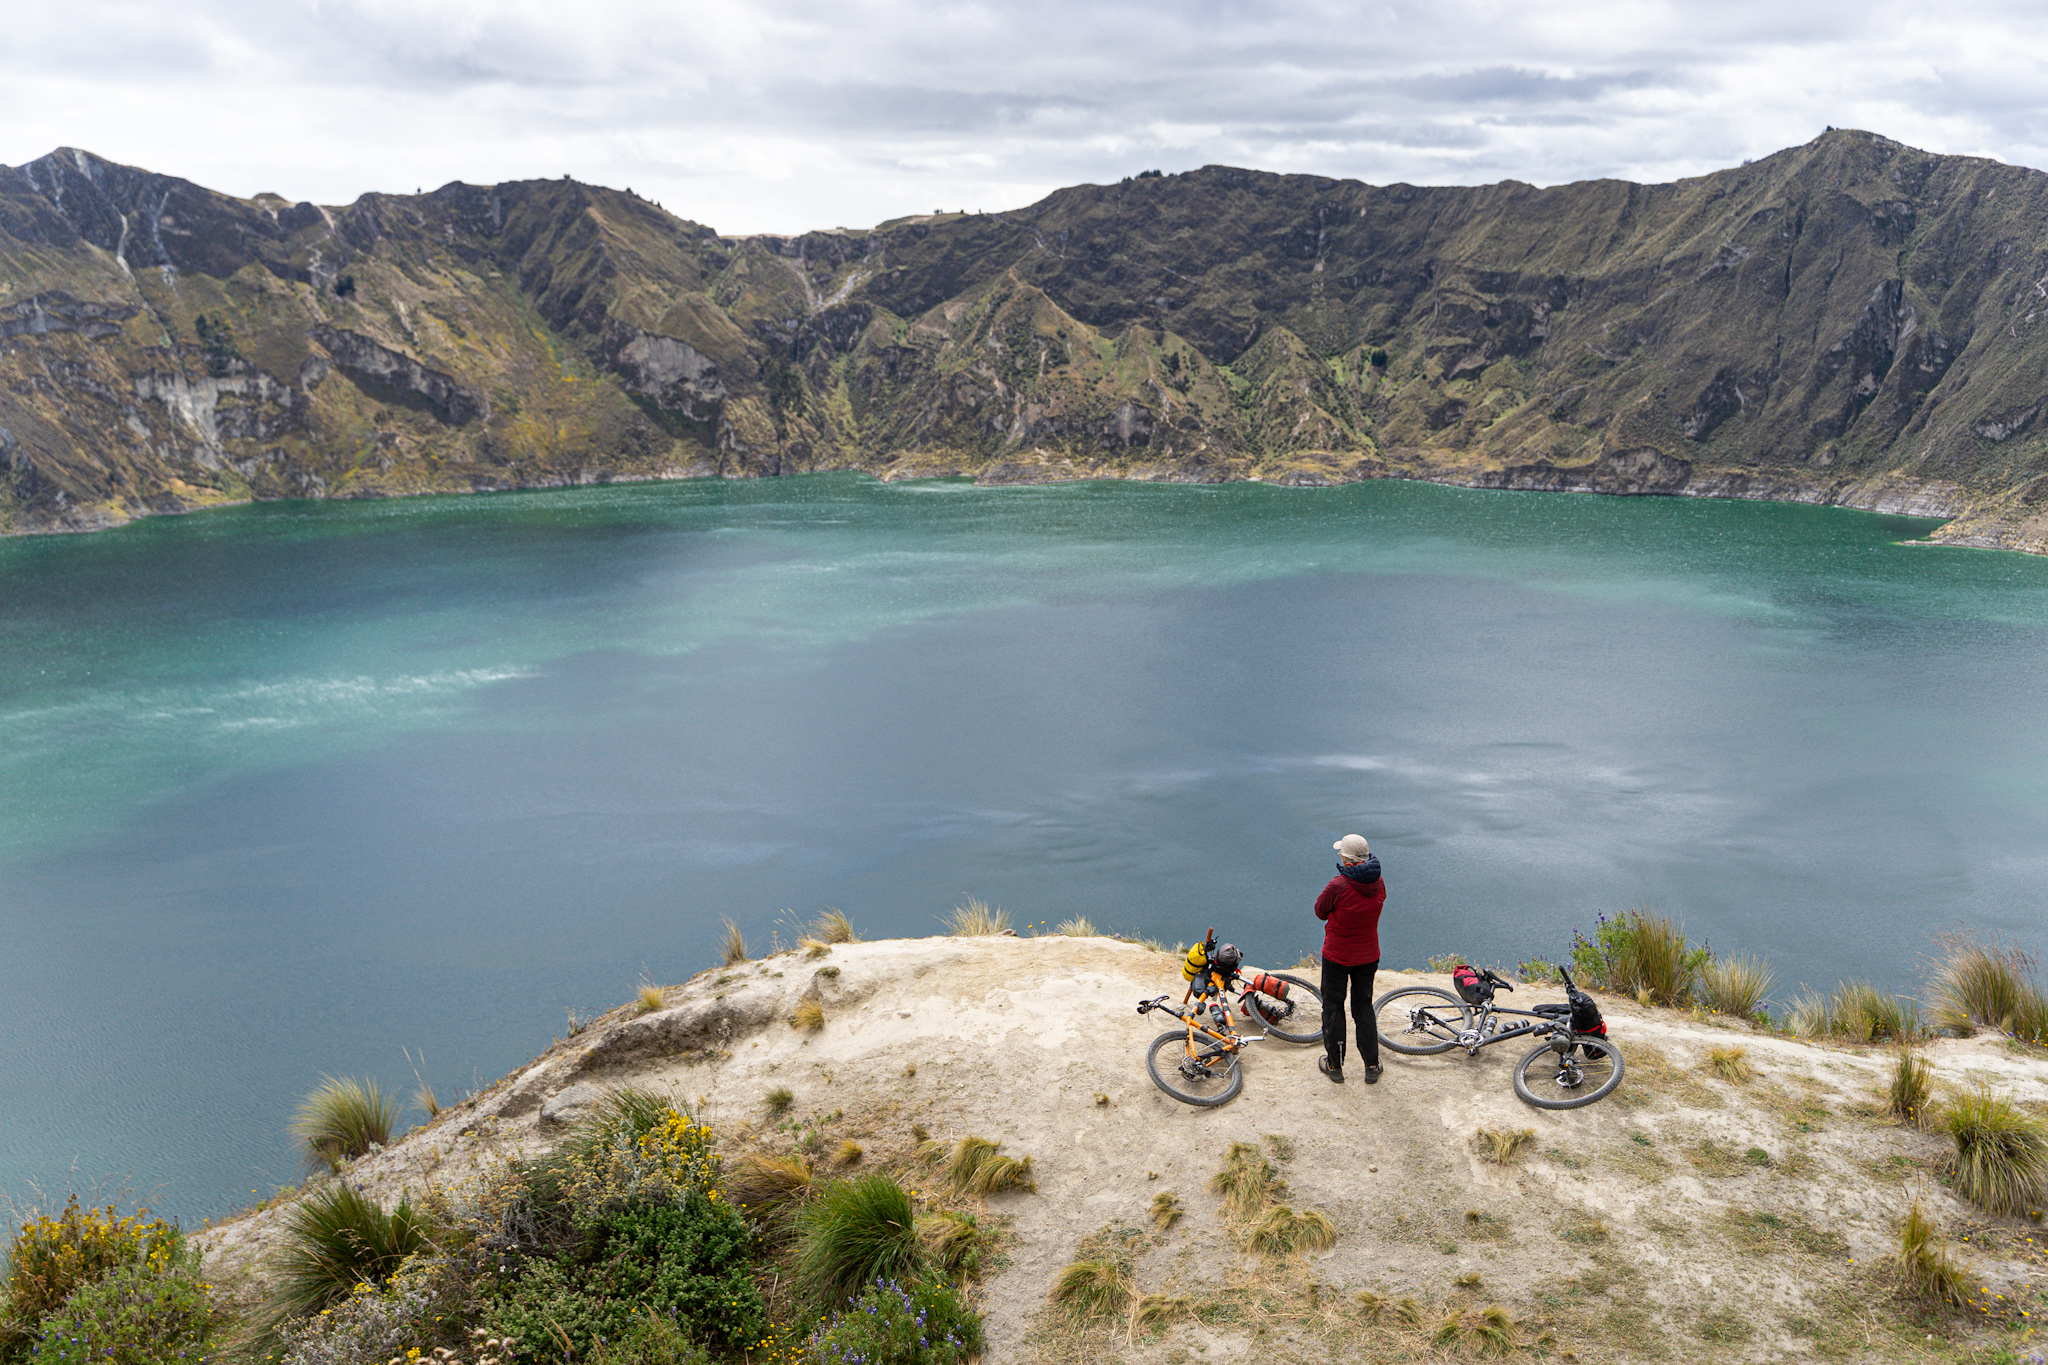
290 1076 397 1172
271 1182 427 1318
1475 1128 1535 1164
1788 980 1919 1042
809 909 858 944
1574 906 1705 1006
1469 1305 1518 1358
719 917 748 966
765 1086 795 1116
725 1152 815 1232
1698 954 1777 1017
793 1174 919 1309
1707 1045 1755 1083
634 983 666 1014
1897 1197 1975 1310
946 1136 1036 1195
1431 1310 1464 1347
832 1139 863 1167
1050 1258 1133 1319
790 999 825 1032
1928 934 2048 1043
1888 1049 1933 1127
1209 1142 1281 1219
1130 1293 1192 1328
1939 1082 2048 1215
916 1210 986 1279
1053 916 1100 937
945 898 1010 936
1243 1204 1336 1255
1150 1192 1183 1231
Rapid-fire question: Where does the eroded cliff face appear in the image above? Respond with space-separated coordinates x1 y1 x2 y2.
6 131 2048 549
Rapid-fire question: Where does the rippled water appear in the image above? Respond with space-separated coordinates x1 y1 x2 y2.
4 475 2047 1220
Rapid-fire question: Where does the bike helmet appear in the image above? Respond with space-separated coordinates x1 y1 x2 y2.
1212 942 1243 976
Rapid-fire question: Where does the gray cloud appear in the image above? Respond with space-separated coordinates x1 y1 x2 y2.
4 0 2048 232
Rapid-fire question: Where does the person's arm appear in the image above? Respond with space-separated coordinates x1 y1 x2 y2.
1314 881 1338 922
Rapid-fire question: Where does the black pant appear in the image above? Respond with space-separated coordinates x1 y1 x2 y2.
1321 958 1380 1069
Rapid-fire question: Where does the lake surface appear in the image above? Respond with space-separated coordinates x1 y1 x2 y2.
5 475 2047 1222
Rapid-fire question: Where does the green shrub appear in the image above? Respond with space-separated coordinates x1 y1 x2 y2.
1513 958 1562 986
1 1196 181 1356
485 1191 766 1358
26 1247 222 1365
1939 1083 2048 1215
807 1276 982 1364
1570 908 1706 1006
1697 954 1776 1017
290 1076 398 1172
1928 935 2048 1043
794 1176 921 1310
272 1181 429 1319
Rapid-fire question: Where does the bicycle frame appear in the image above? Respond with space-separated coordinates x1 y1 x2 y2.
1393 970 1584 1058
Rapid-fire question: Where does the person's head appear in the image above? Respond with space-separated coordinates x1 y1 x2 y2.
1333 833 1371 865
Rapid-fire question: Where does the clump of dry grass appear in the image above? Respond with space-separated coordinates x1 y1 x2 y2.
1896 1196 1975 1310
808 909 858 944
1928 934 2048 1043
916 1209 986 1279
1243 1204 1337 1255
1130 1293 1192 1329
1888 1049 1933 1127
1150 1192 1183 1231
833 1139 863 1167
1787 980 1919 1042
1051 1258 1133 1319
1053 916 1100 937
947 1136 1036 1194
724 1153 815 1241
1939 1081 2048 1214
634 983 666 1014
790 999 825 1032
1707 1045 1755 1083
1557 1210 1608 1244
1475 1127 1535 1164
945 898 1011 936
1697 954 1777 1017
1468 1305 1518 1358
1209 1141 1282 1219
766 1086 795 1116
719 917 748 965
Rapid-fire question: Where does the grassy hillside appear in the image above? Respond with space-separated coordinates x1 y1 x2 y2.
7 131 2048 550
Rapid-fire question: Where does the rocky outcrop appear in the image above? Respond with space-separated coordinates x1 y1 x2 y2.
309 326 483 425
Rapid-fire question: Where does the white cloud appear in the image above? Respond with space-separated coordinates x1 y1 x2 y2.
5 0 2048 233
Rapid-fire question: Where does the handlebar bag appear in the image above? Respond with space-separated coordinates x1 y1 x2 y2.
1452 965 1492 1005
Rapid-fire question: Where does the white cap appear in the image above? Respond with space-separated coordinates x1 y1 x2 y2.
1333 834 1371 860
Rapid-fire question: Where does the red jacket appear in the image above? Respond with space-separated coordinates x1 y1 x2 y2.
1315 857 1385 967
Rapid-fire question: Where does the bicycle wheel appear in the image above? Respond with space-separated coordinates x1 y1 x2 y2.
1144 1029 1245 1106
1513 1034 1624 1110
1372 986 1470 1056
1246 972 1325 1044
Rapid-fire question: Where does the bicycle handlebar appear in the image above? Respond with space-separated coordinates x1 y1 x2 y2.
1482 968 1515 992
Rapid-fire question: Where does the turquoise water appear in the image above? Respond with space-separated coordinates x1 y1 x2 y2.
4 475 2047 1220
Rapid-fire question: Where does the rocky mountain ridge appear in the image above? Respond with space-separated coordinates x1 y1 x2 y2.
6 130 2048 551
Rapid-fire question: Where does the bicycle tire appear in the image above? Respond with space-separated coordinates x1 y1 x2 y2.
1512 1034 1624 1110
1247 972 1325 1044
1372 986 1471 1056
1144 1029 1245 1107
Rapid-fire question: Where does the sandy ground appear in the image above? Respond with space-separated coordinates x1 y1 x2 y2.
197 935 2048 1363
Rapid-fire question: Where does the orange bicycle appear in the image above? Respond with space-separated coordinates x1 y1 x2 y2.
1136 929 1324 1106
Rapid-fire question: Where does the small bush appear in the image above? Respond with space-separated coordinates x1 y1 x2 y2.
1475 1128 1535 1164
794 1175 921 1309
270 1182 429 1319
809 1276 982 1364
1 1198 182 1357
1209 1141 1280 1219
1426 952 1465 974
1698 954 1777 1017
1514 958 1562 985
1053 917 1100 937
791 999 825 1032
1928 934 2048 1043
1707 1046 1754 1083
290 1075 398 1171
916 1211 986 1279
1570 907 1706 1006
1242 1205 1336 1255
945 899 1010 936
1939 1082 2048 1215
719 917 749 966
945 1137 1035 1195
1889 1049 1934 1127
1897 1197 1975 1311
809 909 859 944
25 1247 223 1365
1050 1259 1132 1319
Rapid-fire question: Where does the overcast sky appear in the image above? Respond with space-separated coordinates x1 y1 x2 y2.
7 0 2048 234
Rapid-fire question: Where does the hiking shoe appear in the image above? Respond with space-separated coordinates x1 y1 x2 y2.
1317 1055 1345 1084
1363 1064 1384 1085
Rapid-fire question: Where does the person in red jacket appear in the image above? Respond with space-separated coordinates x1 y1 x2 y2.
1315 833 1385 1084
